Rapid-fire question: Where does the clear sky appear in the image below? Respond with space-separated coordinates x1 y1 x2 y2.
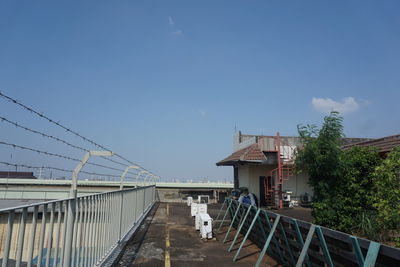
1 1 399 181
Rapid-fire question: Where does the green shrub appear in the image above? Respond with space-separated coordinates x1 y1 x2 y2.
337 147 382 232
394 237 400 248
296 112 381 233
296 112 345 227
352 210 380 241
372 147 400 231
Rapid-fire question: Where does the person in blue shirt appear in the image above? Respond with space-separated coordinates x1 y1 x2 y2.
231 189 241 200
238 188 256 206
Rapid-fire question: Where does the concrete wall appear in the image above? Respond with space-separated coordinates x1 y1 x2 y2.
156 188 230 203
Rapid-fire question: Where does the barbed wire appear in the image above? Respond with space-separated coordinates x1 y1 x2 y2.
0 161 71 173
101 157 130 167
0 116 132 168
0 161 139 180
0 116 88 152
0 91 155 175
0 92 111 151
78 170 137 179
0 140 130 173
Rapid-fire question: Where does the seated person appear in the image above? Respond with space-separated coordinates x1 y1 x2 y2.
238 188 256 206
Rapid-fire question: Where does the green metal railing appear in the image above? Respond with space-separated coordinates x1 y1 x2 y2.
216 198 400 266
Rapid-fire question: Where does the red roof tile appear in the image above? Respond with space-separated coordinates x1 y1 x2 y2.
216 144 266 166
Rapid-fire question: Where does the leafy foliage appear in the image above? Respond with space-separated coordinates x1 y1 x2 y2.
372 147 400 231
394 237 400 248
295 112 346 228
353 210 380 241
338 146 382 232
296 112 400 246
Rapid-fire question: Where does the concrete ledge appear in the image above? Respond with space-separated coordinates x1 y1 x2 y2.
0 179 233 189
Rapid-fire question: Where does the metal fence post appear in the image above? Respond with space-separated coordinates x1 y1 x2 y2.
228 204 252 252
295 224 316 267
233 208 261 261
255 214 281 267
27 206 38 267
217 198 233 233
223 202 242 243
350 236 381 267
37 204 48 266
118 190 124 241
64 150 112 266
45 203 56 267
16 207 28 266
143 188 146 213
63 199 76 267
135 170 146 187
292 219 312 267
214 198 227 224
120 165 140 190
1 211 15 267
143 173 151 186
315 226 334 267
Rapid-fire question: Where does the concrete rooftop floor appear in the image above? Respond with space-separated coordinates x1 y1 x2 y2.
116 202 279 267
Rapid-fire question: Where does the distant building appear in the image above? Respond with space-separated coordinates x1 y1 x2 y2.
0 171 37 179
343 134 400 156
216 131 373 208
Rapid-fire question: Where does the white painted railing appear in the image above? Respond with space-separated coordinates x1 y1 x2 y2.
0 185 156 267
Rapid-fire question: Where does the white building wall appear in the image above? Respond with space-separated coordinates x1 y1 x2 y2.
248 165 273 200
282 172 313 200
237 165 313 204
238 165 250 188
237 165 273 201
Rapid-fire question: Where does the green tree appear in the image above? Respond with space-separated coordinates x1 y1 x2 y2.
295 112 344 228
296 112 400 245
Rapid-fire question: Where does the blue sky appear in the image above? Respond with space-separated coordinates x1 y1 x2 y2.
1 1 400 181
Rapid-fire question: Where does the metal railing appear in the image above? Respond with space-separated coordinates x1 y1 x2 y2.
0 185 156 267
216 198 400 267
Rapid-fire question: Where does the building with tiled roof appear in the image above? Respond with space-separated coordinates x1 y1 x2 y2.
342 134 400 155
216 131 373 208
216 143 266 166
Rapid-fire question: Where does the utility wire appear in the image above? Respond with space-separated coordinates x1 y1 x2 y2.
0 91 154 175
